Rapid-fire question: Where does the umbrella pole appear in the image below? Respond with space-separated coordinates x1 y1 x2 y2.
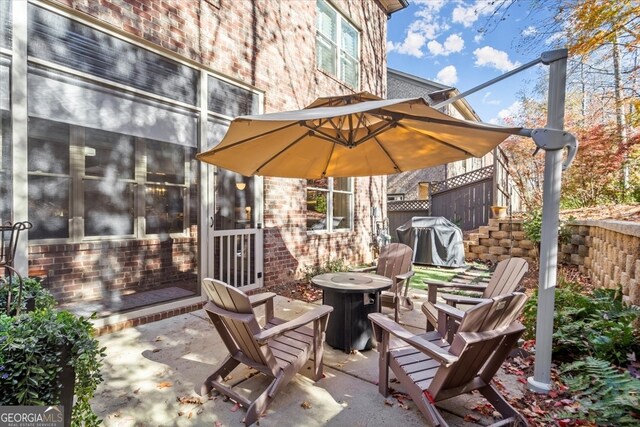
527 50 569 393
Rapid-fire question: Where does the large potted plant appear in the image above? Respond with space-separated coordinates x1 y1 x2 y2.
0 278 105 426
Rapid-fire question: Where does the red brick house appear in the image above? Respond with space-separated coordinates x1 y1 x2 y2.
0 0 407 327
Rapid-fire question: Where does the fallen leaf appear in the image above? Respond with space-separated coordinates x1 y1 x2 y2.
132 388 140 394
177 395 203 405
384 398 394 406
154 336 162 342
177 411 184 416
215 422 222 427
464 414 481 422
188 411 193 419
196 408 204 415
548 390 559 398
224 375 233 381
157 381 172 389
301 401 312 409
152 348 161 353
230 402 240 412
517 377 528 384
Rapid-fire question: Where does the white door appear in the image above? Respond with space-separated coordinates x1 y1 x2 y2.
201 165 263 290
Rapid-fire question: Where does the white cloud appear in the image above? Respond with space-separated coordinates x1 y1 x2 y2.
522 26 537 37
473 46 520 72
427 40 444 56
544 32 564 46
452 0 500 28
413 0 446 13
436 65 458 86
489 101 522 124
428 33 465 56
482 92 501 105
388 31 426 58
474 33 484 43
409 20 444 40
444 33 464 53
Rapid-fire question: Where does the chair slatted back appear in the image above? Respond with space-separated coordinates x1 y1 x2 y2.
483 257 528 298
429 293 527 394
376 243 413 292
202 278 278 374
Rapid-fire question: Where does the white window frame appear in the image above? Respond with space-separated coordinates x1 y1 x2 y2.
316 0 360 88
306 177 354 233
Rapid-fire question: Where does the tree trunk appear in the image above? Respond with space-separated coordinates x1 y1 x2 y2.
612 32 629 198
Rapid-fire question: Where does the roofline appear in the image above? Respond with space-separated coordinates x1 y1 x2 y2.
387 68 482 121
388 68 451 90
377 0 409 15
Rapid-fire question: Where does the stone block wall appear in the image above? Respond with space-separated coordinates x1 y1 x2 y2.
464 218 640 305
561 221 640 304
465 219 537 265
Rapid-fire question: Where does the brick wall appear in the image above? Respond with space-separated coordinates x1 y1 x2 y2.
29 232 197 303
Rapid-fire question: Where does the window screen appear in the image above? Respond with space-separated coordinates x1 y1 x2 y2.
0 0 10 49
208 76 259 117
28 5 198 105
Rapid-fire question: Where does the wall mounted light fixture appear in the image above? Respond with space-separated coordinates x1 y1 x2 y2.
235 182 246 190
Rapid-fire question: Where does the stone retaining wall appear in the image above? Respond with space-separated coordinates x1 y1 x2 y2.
465 219 537 266
465 218 640 305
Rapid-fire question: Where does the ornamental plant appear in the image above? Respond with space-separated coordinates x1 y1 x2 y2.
0 279 105 426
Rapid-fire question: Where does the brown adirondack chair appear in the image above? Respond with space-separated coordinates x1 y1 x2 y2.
352 242 414 322
369 292 529 427
422 257 528 331
200 278 333 426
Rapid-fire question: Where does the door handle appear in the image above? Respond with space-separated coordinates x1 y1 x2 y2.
209 216 214 228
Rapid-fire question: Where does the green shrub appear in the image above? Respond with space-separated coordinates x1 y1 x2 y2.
522 208 575 246
523 278 640 365
557 357 640 426
0 276 55 314
302 258 349 282
0 281 105 426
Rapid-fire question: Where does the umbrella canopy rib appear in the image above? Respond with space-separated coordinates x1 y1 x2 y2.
201 120 301 155
370 134 402 173
254 130 314 175
393 111 517 134
320 141 337 178
396 122 475 156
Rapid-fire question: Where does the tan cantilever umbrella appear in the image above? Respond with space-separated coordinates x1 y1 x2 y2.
196 92 521 179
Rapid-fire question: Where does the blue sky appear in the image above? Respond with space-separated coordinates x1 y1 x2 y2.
387 0 559 124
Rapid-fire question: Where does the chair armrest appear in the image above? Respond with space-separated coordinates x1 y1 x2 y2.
249 292 276 307
254 305 333 344
424 280 488 293
368 313 458 366
395 271 414 282
350 266 377 273
434 303 465 321
441 294 489 306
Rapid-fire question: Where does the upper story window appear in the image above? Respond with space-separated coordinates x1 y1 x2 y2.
306 177 353 232
316 0 360 88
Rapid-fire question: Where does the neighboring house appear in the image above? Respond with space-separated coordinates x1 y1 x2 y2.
386 68 520 231
0 0 407 326
387 68 494 200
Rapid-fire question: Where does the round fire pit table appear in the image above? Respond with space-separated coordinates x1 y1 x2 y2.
311 272 392 353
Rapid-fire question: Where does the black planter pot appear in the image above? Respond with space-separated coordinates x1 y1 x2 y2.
58 343 76 427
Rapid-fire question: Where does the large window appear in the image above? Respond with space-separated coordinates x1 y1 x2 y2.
27 117 195 241
306 177 353 232
316 0 360 88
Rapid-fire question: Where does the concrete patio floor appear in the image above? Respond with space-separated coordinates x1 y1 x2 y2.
93 289 527 426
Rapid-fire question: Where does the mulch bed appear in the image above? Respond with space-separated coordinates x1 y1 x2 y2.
247 281 322 303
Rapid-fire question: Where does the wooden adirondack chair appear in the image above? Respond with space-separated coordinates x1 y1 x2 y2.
200 278 333 426
422 257 528 331
369 292 529 427
352 242 414 322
